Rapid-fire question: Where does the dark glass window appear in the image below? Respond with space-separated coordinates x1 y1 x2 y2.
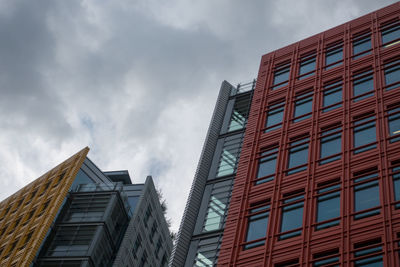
275 259 299 267
325 42 343 70
388 106 400 143
228 94 252 132
298 53 316 80
354 239 383 267
265 100 285 132
353 113 376 154
384 58 400 90
316 180 340 230
322 79 342 112
381 20 400 47
194 236 222 266
287 135 309 175
279 191 304 240
319 125 341 165
313 249 340 267
293 90 313 122
203 179 233 232
273 61 291 89
127 196 139 212
352 69 374 102
353 31 371 59
216 134 243 177
256 145 278 184
244 202 270 249
353 168 380 220
392 164 400 209
63 194 110 222
71 169 94 190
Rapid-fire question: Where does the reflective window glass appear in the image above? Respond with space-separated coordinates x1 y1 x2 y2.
322 79 342 112
353 32 371 59
293 90 313 122
392 166 400 209
320 125 341 165
216 134 243 177
353 69 374 102
273 61 291 89
353 169 380 220
316 181 340 230
299 53 316 79
325 42 343 70
228 94 252 132
381 20 400 47
353 114 376 154
313 249 340 267
244 203 270 249
287 136 309 175
384 59 400 91
265 100 285 132
388 106 400 143
354 239 383 267
280 192 304 240
256 146 278 184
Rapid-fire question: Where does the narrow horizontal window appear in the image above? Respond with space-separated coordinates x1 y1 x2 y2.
313 249 340 267
353 239 383 266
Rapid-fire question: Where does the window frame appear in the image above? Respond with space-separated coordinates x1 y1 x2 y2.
353 238 383 266
278 190 305 240
381 19 400 48
383 58 400 91
313 248 340 267
243 201 270 250
325 41 343 70
322 78 342 112
265 99 285 132
293 89 313 123
319 124 342 165
255 145 279 185
298 52 317 80
352 168 381 220
315 179 341 230
352 113 377 154
352 68 374 102
352 31 372 59
286 135 310 175
391 161 400 209
272 61 291 90
387 104 400 143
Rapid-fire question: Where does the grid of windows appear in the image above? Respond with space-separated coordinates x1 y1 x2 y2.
388 105 400 143
216 134 243 177
325 42 343 70
353 113 376 154
322 79 342 112
203 179 233 232
381 20 400 47
315 179 341 230
244 202 270 250
384 58 400 91
298 52 316 79
352 68 374 102
272 61 291 89
353 239 383 266
293 90 313 122
313 249 340 267
256 145 278 184
279 191 304 240
265 100 285 132
353 168 380 220
319 124 341 165
353 31 371 59
63 194 110 222
287 135 309 175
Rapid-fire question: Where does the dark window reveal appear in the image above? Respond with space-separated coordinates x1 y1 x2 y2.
352 69 374 102
272 61 291 89
299 53 316 80
256 145 278 184
353 113 376 154
353 31 371 59
279 191 304 240
244 202 270 249
287 135 309 175
388 105 400 143
293 90 313 122
265 100 285 132
319 125 341 165
322 79 342 112
353 168 380 220
353 239 383 266
316 180 341 230
384 58 400 91
381 20 400 47
313 249 340 267
392 163 400 209
325 42 343 70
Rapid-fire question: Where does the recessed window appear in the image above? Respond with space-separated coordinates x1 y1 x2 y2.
193 236 222 266
313 249 339 267
315 180 340 230
298 52 316 80
353 113 376 154
293 90 313 122
244 202 270 249
325 42 343 70
391 162 400 209
352 68 374 102
287 135 309 175
255 145 279 185
275 259 299 267
216 134 243 177
384 58 400 91
319 124 341 165
381 20 400 47
272 61 291 89
353 239 383 266
203 179 233 232
228 94 252 132
279 190 304 240
353 168 380 220
265 100 285 132
353 31 371 59
388 105 400 143
322 79 342 112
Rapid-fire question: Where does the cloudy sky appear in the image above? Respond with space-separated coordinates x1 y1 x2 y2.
0 0 398 233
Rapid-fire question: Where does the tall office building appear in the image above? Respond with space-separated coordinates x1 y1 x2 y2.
0 147 172 266
171 2 400 266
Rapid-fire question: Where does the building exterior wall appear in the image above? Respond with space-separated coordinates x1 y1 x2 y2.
218 2 400 266
0 147 89 267
170 81 255 266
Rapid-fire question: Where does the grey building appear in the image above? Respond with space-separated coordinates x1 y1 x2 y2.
170 80 255 266
33 156 173 266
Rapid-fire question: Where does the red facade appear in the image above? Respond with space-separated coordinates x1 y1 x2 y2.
219 3 400 266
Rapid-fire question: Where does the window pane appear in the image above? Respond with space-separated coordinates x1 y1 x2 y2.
320 127 341 163
228 94 252 132
355 181 380 213
293 92 313 122
353 71 374 101
323 80 342 112
384 60 400 90
246 215 269 243
216 134 243 177
382 21 400 46
393 167 400 208
317 193 340 222
256 147 278 184
288 138 309 174
326 44 343 69
281 204 303 233
353 33 371 59
299 54 316 79
354 123 376 148
265 102 284 132
388 107 400 143
273 62 291 89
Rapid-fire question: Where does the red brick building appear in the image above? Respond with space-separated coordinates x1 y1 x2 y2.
218 2 400 266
